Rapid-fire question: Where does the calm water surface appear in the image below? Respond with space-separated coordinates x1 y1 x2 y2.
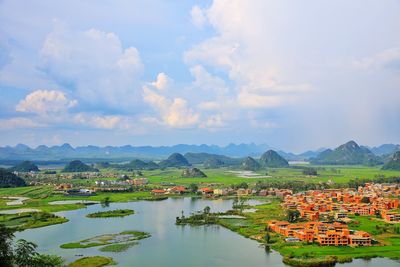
15 198 400 267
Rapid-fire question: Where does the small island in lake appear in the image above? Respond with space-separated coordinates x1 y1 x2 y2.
67 256 116 267
86 209 134 218
60 230 151 249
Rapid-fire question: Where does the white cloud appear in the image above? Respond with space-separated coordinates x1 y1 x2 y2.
73 113 122 129
185 2 313 113
16 90 77 116
151 72 172 90
190 65 228 95
40 21 144 110
200 114 225 128
143 85 200 128
237 90 282 108
352 47 400 71
191 6 207 28
0 117 43 130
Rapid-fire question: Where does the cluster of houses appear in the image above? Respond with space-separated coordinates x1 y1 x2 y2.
152 186 292 198
268 183 400 247
282 183 400 223
55 178 149 194
150 186 293 197
268 220 372 246
94 177 149 187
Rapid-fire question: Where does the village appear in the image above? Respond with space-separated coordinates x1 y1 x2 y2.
268 183 400 247
14 168 400 250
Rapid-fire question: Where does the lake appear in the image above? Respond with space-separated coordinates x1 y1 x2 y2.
15 198 400 267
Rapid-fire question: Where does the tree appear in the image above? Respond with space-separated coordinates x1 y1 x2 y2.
101 197 110 208
203 206 211 215
189 183 198 193
287 210 300 223
361 196 370 203
0 224 14 267
302 168 317 176
14 239 38 267
31 254 64 267
265 232 271 244
0 224 64 267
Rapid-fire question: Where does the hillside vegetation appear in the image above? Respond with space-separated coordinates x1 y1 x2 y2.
0 168 26 188
311 141 382 166
62 160 99 172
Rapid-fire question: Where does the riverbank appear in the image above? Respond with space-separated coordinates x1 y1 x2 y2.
214 200 400 266
2 185 400 266
0 211 68 231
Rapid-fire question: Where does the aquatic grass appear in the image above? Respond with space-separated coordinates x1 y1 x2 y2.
86 209 134 218
67 256 116 267
60 231 151 249
99 242 138 252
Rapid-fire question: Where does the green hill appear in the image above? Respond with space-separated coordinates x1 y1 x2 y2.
184 152 235 165
9 161 39 172
259 150 289 168
203 157 225 169
241 157 260 171
159 153 190 168
311 141 382 166
115 159 159 170
181 167 207 178
0 168 26 188
62 160 99 172
382 151 400 170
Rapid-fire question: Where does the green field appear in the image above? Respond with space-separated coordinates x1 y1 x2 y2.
1 165 399 216
216 199 400 264
140 165 400 185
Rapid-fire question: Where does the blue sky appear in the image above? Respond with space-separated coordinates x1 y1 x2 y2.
0 0 399 152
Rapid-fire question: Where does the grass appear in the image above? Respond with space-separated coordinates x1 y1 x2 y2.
60 230 151 249
67 256 115 267
141 165 400 186
0 165 398 213
0 186 152 214
215 199 400 264
86 209 134 218
0 211 68 230
99 241 138 252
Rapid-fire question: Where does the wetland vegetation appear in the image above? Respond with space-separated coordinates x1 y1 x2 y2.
86 209 134 218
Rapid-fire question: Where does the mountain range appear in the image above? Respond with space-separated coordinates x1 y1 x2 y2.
0 142 399 164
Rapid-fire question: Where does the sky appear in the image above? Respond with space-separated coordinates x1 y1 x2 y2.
0 0 399 152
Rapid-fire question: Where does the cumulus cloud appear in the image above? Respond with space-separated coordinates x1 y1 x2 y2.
40 21 143 110
73 113 122 129
151 72 172 90
143 85 200 128
190 65 228 95
185 2 312 113
16 90 77 116
191 6 207 28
